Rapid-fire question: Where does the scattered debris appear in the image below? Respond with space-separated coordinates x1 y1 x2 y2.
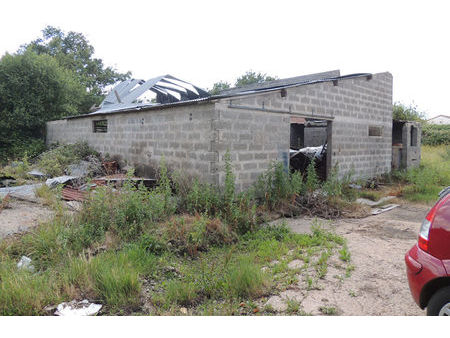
66 156 103 177
0 183 42 202
27 169 46 178
290 144 327 180
371 204 399 215
45 176 78 189
54 299 102 316
349 184 362 190
66 161 91 177
180 307 188 315
356 196 395 207
0 175 16 188
17 256 35 272
93 174 156 189
102 161 119 175
62 186 88 201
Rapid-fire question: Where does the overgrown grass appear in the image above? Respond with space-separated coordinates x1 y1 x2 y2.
0 150 356 315
389 145 450 203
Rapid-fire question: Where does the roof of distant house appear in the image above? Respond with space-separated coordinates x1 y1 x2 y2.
427 115 450 121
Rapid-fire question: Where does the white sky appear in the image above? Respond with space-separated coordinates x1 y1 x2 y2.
1 0 449 118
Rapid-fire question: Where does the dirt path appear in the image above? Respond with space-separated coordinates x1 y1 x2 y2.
0 199 53 239
267 203 428 315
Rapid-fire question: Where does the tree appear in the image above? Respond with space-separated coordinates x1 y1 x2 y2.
20 26 131 112
234 70 277 87
393 102 426 122
209 81 231 95
0 51 86 161
209 70 277 95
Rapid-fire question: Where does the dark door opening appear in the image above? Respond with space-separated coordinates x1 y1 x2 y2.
289 117 331 181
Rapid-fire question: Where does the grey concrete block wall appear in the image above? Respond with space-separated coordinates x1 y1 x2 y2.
212 105 290 191
47 104 217 181
47 72 393 190
216 72 393 181
401 122 422 168
304 127 327 147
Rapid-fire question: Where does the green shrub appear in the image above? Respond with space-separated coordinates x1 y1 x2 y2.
422 124 450 146
184 178 221 215
305 158 319 193
224 191 258 235
37 141 99 176
223 150 236 210
255 161 303 210
137 234 166 256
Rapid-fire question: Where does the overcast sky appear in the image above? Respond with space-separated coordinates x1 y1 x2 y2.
1 0 449 118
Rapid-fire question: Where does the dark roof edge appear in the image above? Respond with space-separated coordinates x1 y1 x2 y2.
58 72 373 121
209 72 372 100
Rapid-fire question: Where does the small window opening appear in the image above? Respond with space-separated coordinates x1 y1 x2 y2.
93 120 108 133
411 126 418 146
369 125 382 137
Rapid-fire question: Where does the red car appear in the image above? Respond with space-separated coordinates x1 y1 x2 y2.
405 187 450 316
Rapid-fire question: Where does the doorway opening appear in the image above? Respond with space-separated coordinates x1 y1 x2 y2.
289 116 331 180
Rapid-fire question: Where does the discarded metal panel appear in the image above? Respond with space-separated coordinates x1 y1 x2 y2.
62 187 88 202
46 176 78 189
0 183 42 202
27 169 46 178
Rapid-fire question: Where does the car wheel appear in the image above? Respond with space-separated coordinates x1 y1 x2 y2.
427 286 450 316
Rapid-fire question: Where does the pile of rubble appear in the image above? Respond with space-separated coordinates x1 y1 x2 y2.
0 159 156 204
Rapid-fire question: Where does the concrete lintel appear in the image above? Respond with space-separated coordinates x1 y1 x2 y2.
226 104 334 121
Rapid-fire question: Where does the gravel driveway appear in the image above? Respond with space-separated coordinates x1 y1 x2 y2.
268 203 429 315
0 199 52 239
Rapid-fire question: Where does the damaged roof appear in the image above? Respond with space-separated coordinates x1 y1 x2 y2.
95 75 210 114
75 70 372 119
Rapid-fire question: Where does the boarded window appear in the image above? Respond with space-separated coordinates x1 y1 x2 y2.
93 120 108 133
369 125 382 137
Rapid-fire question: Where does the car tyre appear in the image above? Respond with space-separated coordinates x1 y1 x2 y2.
427 286 450 316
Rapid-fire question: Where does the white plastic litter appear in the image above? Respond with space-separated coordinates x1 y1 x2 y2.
371 204 399 215
17 256 35 272
55 299 102 316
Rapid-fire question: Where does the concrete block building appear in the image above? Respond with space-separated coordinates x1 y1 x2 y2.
47 70 394 190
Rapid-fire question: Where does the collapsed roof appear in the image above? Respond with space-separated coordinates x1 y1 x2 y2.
95 75 210 114
83 70 372 117
218 70 341 96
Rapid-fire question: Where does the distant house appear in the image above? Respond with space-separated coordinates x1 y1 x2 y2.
427 115 450 125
